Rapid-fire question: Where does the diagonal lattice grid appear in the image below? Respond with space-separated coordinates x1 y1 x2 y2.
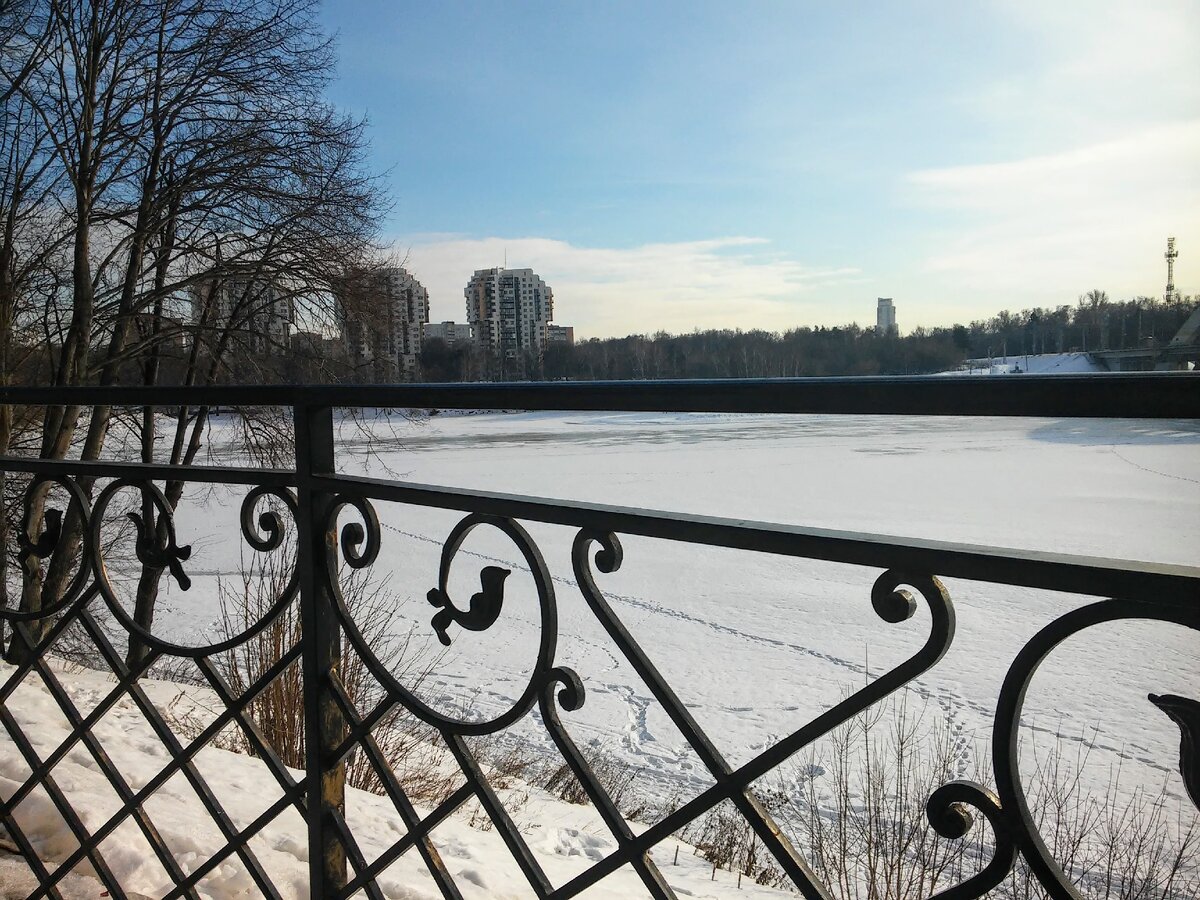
0 590 309 900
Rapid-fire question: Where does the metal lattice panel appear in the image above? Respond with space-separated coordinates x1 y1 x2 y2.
0 381 1195 900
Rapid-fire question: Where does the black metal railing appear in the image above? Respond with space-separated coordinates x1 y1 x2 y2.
0 375 1197 900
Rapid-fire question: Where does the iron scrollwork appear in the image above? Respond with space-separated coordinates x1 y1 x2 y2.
0 475 310 900
1149 692 1200 812
325 503 563 737
958 597 1200 900
11 475 93 621
0 380 1193 900
924 781 1016 899
558 529 965 900
0 464 1196 899
87 480 301 658
918 597 1200 900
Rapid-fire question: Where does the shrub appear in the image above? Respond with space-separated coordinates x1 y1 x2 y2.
701 689 1200 899
181 542 454 806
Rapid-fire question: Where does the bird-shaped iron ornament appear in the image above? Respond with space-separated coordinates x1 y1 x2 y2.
427 566 511 647
126 511 192 590
1149 693 1200 812
18 508 62 566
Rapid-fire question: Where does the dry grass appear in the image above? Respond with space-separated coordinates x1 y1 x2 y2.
680 689 1200 899
170 542 455 807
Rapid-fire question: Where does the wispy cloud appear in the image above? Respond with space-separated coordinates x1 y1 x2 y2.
903 120 1200 303
395 235 862 337
889 1 1200 311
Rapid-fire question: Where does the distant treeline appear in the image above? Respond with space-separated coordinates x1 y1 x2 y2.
421 291 1197 381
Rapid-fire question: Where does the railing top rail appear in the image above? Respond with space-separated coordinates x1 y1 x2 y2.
2 372 1199 417
319 473 1200 604
3 452 1197 602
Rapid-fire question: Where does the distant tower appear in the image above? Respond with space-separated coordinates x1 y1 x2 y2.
1164 237 1178 302
876 298 896 335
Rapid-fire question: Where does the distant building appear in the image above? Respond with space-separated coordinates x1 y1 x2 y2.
190 277 293 354
290 330 343 357
545 324 574 346
464 267 554 360
876 298 897 335
341 267 429 381
132 313 187 355
424 321 474 348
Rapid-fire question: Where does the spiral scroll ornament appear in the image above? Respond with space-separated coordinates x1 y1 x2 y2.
326 506 561 735
88 480 300 657
924 781 1017 899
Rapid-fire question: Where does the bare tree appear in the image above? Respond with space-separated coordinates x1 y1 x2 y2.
2 0 387 663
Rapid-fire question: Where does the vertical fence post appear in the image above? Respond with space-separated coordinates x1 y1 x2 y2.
294 401 346 897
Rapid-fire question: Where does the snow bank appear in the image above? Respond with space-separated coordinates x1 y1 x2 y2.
938 352 1104 375
0 663 784 899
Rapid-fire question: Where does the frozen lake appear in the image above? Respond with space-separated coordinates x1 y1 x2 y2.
158 410 1200 830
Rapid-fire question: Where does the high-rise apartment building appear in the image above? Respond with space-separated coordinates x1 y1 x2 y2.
545 324 574 346
876 298 897 335
190 277 293 354
424 321 474 348
341 267 430 381
464 267 554 360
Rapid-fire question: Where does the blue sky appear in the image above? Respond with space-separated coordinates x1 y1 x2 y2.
320 1 1199 337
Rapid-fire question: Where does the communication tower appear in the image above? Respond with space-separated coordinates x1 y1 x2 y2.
1164 237 1178 302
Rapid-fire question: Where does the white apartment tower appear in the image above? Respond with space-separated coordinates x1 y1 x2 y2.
464 267 554 360
876 297 897 335
342 267 430 381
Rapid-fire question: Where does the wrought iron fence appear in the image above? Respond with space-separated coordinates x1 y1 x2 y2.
0 376 1197 900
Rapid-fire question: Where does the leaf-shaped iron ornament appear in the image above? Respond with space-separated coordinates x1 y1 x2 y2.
127 510 192 590
427 566 511 646
1149 693 1200 812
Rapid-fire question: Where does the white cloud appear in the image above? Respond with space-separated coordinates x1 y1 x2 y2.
903 121 1200 304
393 235 861 338
880 2 1200 319
975 1 1200 138
907 123 1200 209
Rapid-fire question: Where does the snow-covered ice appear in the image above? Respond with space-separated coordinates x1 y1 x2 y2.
169 411 1200 808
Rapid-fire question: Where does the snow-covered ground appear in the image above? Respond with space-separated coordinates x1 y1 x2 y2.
5 409 1198 896
942 349 1195 374
942 351 1103 375
0 662 784 899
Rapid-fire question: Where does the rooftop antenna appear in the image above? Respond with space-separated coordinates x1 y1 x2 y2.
1164 237 1178 302
503 247 507 269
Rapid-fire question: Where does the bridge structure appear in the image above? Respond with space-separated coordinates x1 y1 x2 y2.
1090 305 1200 372
1090 342 1200 372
